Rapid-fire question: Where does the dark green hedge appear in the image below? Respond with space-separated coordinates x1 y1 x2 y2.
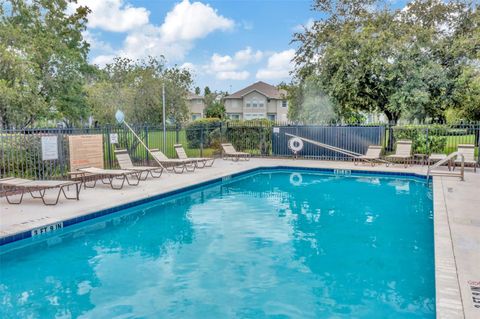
225 119 273 155
185 118 222 148
392 125 447 154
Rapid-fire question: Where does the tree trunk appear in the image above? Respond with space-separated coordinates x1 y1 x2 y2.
384 110 399 125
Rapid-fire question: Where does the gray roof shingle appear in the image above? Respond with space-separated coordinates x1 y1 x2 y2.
224 81 286 99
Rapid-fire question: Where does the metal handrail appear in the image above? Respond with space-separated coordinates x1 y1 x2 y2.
427 151 464 181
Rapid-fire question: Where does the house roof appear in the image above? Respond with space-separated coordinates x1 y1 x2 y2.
224 81 286 99
187 92 203 100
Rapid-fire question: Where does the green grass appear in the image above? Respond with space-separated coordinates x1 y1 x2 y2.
105 130 218 162
444 134 476 155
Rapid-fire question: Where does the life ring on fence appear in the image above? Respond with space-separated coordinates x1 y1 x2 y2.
289 172 303 186
288 137 304 153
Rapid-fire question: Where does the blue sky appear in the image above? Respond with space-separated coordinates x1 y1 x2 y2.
76 0 406 93
76 0 318 93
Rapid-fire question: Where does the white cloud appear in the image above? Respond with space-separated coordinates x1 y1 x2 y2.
217 71 250 80
92 54 116 66
88 0 234 64
293 18 314 32
160 0 234 43
256 49 295 80
83 30 114 53
75 0 150 32
205 47 262 80
180 62 196 72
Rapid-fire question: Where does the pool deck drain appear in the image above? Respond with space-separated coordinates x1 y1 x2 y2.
1 158 478 319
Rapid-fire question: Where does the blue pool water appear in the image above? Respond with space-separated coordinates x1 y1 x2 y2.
0 170 435 318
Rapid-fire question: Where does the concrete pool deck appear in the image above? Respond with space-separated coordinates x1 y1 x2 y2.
1 158 479 318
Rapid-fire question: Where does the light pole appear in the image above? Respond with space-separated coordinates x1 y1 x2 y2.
162 83 166 153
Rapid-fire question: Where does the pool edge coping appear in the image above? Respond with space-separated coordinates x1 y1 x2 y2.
433 177 465 319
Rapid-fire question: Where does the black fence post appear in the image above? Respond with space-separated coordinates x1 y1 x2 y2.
176 124 180 144
200 126 204 158
425 127 429 155
145 126 149 164
106 126 112 168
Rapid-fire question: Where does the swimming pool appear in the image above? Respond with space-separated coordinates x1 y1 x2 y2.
0 169 435 318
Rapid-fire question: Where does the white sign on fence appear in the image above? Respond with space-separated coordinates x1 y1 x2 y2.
41 135 58 161
109 133 118 144
273 127 280 133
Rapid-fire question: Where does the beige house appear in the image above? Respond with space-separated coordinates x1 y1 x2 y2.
223 81 288 121
187 92 206 121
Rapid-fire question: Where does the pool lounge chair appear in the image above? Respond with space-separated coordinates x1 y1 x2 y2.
0 177 81 205
174 144 215 168
386 140 413 168
149 148 196 174
114 149 163 180
353 145 385 166
221 143 250 161
71 167 141 190
453 144 478 172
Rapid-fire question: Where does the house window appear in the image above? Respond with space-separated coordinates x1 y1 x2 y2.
244 113 266 120
252 99 258 108
246 102 251 108
191 113 201 121
267 114 276 121
228 113 240 120
259 102 264 108
282 100 288 108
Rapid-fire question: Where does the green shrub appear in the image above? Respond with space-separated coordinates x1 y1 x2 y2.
0 133 68 178
225 119 273 155
392 125 447 154
185 118 222 148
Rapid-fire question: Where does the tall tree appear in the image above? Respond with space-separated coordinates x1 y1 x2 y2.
204 86 211 96
293 0 480 123
86 57 193 125
0 0 91 128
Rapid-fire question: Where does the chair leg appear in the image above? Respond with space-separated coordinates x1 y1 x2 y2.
206 158 215 167
4 189 25 204
60 184 81 200
108 176 126 190
125 173 140 186
39 188 63 206
185 163 196 172
173 165 185 174
138 170 149 181
149 168 163 178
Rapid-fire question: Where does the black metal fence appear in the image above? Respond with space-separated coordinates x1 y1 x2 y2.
273 126 385 159
1 123 479 179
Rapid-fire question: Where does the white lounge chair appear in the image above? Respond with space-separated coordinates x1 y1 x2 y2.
0 177 81 205
114 149 163 179
453 144 478 172
72 167 141 189
221 143 250 161
353 145 385 166
174 144 214 168
149 148 196 174
386 140 413 167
